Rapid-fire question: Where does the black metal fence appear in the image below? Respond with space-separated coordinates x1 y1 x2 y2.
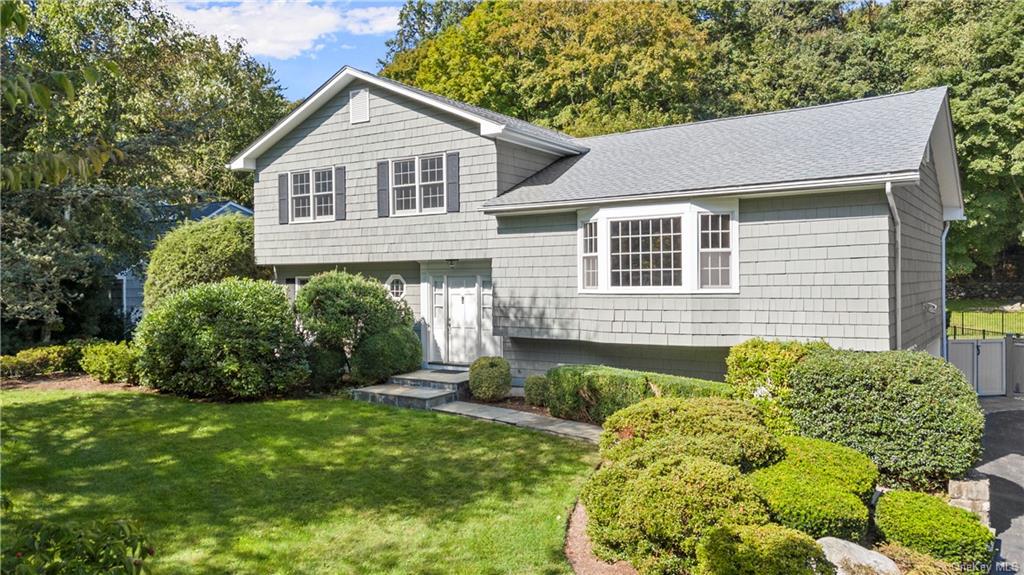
947 310 1024 340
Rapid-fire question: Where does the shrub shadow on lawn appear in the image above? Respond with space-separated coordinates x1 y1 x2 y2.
2 392 596 574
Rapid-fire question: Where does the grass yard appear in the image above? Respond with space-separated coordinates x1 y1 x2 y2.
1 389 599 574
947 298 1024 339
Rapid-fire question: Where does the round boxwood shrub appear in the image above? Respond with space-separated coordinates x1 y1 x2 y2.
524 375 549 406
78 341 139 384
875 490 993 567
696 523 835 575
135 278 309 400
306 343 347 392
747 463 869 540
787 349 984 489
295 271 413 358
350 326 422 385
775 435 878 502
588 454 769 574
599 397 784 471
468 356 511 401
143 213 263 310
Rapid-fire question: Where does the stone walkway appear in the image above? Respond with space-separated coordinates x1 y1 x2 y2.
433 401 602 443
978 395 1024 575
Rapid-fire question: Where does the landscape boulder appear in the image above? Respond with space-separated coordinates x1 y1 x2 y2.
817 537 900 575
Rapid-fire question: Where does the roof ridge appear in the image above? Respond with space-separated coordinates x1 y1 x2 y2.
577 86 949 141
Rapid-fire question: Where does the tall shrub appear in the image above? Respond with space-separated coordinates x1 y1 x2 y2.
143 214 262 309
135 278 309 400
787 350 984 489
350 326 422 385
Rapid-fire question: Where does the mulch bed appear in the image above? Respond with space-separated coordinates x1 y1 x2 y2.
467 396 551 416
1 374 151 393
565 501 637 575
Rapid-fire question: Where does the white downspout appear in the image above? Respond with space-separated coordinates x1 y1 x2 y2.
885 182 902 349
940 221 951 359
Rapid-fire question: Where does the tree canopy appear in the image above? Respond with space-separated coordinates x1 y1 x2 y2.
383 0 1024 277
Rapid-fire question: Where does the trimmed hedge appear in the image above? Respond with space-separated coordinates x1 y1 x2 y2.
2 516 156 574
79 342 139 384
523 374 549 406
469 356 511 401
599 397 784 471
747 463 869 540
696 523 835 575
788 349 984 489
0 342 91 378
306 344 347 392
726 338 830 434
135 278 309 400
350 326 422 385
875 490 993 567
143 213 262 310
546 364 732 424
582 454 769 574
774 435 878 502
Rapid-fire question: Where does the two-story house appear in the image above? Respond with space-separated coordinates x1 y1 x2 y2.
229 67 963 381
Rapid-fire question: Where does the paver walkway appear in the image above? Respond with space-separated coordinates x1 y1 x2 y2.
978 395 1024 575
433 401 602 443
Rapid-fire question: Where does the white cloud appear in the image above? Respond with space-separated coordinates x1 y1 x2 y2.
164 1 400 60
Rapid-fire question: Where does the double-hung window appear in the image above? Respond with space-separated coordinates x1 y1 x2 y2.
291 168 334 221
392 154 445 215
578 200 738 293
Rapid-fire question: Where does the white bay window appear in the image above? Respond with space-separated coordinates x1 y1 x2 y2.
577 199 738 294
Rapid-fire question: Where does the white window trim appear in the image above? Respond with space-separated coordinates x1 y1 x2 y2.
390 154 446 217
577 199 739 295
287 167 336 223
385 274 406 300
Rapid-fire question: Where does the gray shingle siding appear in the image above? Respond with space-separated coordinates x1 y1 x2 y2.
496 140 560 194
492 190 894 351
895 160 944 351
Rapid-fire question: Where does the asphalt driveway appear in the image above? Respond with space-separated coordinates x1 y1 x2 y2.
978 396 1024 575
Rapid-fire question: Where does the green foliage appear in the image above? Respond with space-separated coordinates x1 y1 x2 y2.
726 339 830 434
875 490 993 568
545 364 732 424
0 344 78 377
295 271 414 361
878 542 961 575
581 454 769 574
350 326 422 385
134 278 309 400
599 397 782 471
788 350 984 489
305 343 347 393
79 341 139 384
1 514 155 574
747 459 870 540
523 374 549 406
468 356 511 402
696 523 835 575
774 435 879 503
143 214 261 310
381 0 478 67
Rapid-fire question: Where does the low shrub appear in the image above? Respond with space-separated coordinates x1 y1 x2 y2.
350 326 422 385
306 343 347 392
79 341 139 384
583 454 769 574
546 364 732 424
878 542 960 575
696 523 835 575
469 356 511 401
774 435 878 502
788 349 984 489
726 338 830 433
523 375 549 406
599 397 784 471
747 463 869 540
1 517 155 574
135 278 309 400
0 344 77 378
875 490 993 567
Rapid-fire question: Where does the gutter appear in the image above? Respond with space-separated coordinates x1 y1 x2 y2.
941 221 951 359
885 182 903 349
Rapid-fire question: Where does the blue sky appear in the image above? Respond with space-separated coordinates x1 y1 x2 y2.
164 0 403 100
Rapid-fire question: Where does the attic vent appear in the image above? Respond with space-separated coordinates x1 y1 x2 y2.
350 88 369 124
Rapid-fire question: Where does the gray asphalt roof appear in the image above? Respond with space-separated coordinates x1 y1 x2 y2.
484 87 947 209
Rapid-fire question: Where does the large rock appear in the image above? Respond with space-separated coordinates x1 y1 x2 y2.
817 537 900 575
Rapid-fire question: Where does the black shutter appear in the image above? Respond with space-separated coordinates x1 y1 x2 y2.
278 174 289 224
334 166 346 220
446 151 460 213
377 161 389 218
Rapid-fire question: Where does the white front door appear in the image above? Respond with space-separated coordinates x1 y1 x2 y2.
446 276 479 364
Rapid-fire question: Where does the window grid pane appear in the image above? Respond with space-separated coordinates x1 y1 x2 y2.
583 221 598 254
421 183 444 210
292 195 310 219
313 169 333 194
394 186 416 211
699 213 731 288
420 156 443 183
394 159 416 186
315 193 333 217
609 217 682 287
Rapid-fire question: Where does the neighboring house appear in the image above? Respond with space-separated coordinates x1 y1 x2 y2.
228 67 963 381
113 201 253 326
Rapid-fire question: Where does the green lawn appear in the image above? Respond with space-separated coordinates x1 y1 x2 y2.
1 390 599 574
947 298 1024 339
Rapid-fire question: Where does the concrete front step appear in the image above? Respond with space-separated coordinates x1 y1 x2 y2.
351 383 457 410
388 368 470 399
